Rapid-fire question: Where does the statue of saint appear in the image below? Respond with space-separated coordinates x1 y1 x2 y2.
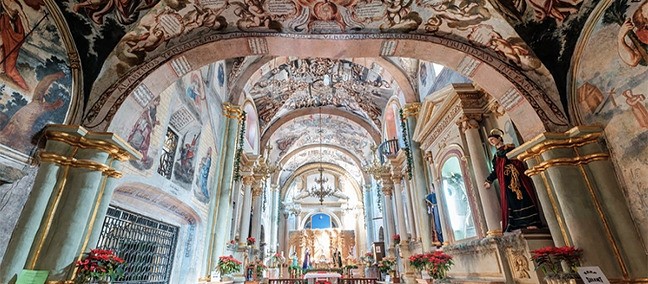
483 129 542 232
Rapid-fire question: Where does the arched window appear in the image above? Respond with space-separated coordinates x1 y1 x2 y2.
440 156 477 241
303 213 337 229
378 226 384 242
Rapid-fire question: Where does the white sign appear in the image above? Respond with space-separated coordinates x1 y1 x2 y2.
578 267 610 284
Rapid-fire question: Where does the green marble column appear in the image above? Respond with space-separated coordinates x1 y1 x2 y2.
510 126 648 282
0 125 139 283
402 103 432 251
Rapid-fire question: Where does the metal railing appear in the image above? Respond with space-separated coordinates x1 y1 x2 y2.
377 138 401 163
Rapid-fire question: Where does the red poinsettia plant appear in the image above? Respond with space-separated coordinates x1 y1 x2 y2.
75 249 125 283
218 255 242 276
531 246 582 277
409 251 453 280
247 237 256 245
392 234 401 244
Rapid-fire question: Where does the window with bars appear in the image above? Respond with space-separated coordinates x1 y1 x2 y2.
157 128 178 179
96 207 179 284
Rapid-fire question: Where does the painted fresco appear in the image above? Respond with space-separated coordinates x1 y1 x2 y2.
127 95 162 169
268 114 373 164
574 0 648 247
489 0 599 106
0 1 72 155
56 0 162 99
85 0 561 109
249 58 392 129
279 147 362 186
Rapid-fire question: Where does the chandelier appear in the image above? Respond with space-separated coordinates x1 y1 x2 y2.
307 105 335 204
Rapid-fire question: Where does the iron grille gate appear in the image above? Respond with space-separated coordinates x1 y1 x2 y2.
96 206 179 283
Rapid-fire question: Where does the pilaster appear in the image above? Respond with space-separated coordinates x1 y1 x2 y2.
510 126 648 281
0 125 139 283
402 102 432 251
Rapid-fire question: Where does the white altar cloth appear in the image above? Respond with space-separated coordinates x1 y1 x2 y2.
303 272 342 284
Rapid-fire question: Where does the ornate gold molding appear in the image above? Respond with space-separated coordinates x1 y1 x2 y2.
487 101 506 118
402 103 421 119
39 152 123 178
508 249 531 279
224 103 244 119
516 132 602 162
486 229 502 237
539 171 572 246
242 175 255 185
525 153 609 177
46 129 138 161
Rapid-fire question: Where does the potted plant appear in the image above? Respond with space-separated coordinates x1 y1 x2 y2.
392 234 401 245
74 249 125 284
247 237 256 246
217 255 242 281
531 246 583 284
377 256 397 282
409 251 453 283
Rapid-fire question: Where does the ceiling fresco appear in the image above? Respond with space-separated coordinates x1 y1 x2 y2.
248 58 393 128
279 147 362 186
267 114 374 163
78 0 564 107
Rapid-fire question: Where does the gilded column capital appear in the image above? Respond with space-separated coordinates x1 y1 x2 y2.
242 175 255 186
391 172 403 184
252 185 264 197
43 124 141 161
381 182 394 196
223 103 244 119
455 114 481 133
402 103 421 119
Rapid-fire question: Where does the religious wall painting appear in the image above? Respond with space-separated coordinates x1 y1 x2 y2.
173 126 202 186
574 0 648 247
0 1 72 155
128 95 162 170
183 70 206 113
194 146 212 202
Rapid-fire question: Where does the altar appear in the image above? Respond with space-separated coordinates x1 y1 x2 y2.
288 229 356 268
303 272 342 284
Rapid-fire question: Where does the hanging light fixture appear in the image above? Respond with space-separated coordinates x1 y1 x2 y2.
308 105 335 204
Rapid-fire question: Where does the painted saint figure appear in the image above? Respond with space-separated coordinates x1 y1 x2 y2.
622 89 648 128
0 0 30 90
128 96 161 168
483 129 542 232
617 1 648 67
196 147 213 199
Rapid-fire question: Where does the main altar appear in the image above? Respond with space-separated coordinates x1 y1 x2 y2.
288 229 356 268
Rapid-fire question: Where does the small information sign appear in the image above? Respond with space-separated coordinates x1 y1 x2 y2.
577 267 610 284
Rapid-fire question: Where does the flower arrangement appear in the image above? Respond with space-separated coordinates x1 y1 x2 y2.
361 252 375 265
254 259 267 277
377 256 396 273
268 252 284 268
531 246 582 278
247 237 256 245
217 255 242 276
226 239 238 250
392 234 401 244
408 251 453 280
75 249 125 283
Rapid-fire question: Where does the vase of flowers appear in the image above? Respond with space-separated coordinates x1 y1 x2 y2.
75 249 125 284
247 237 256 246
531 246 583 283
376 256 396 281
217 255 242 281
409 251 453 282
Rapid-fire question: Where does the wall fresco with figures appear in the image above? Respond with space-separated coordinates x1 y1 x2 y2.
0 1 72 158
109 62 225 206
489 0 599 106
573 0 648 247
78 0 562 114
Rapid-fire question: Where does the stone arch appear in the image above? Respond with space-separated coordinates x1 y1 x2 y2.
300 211 342 229
280 162 362 200
85 35 568 140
